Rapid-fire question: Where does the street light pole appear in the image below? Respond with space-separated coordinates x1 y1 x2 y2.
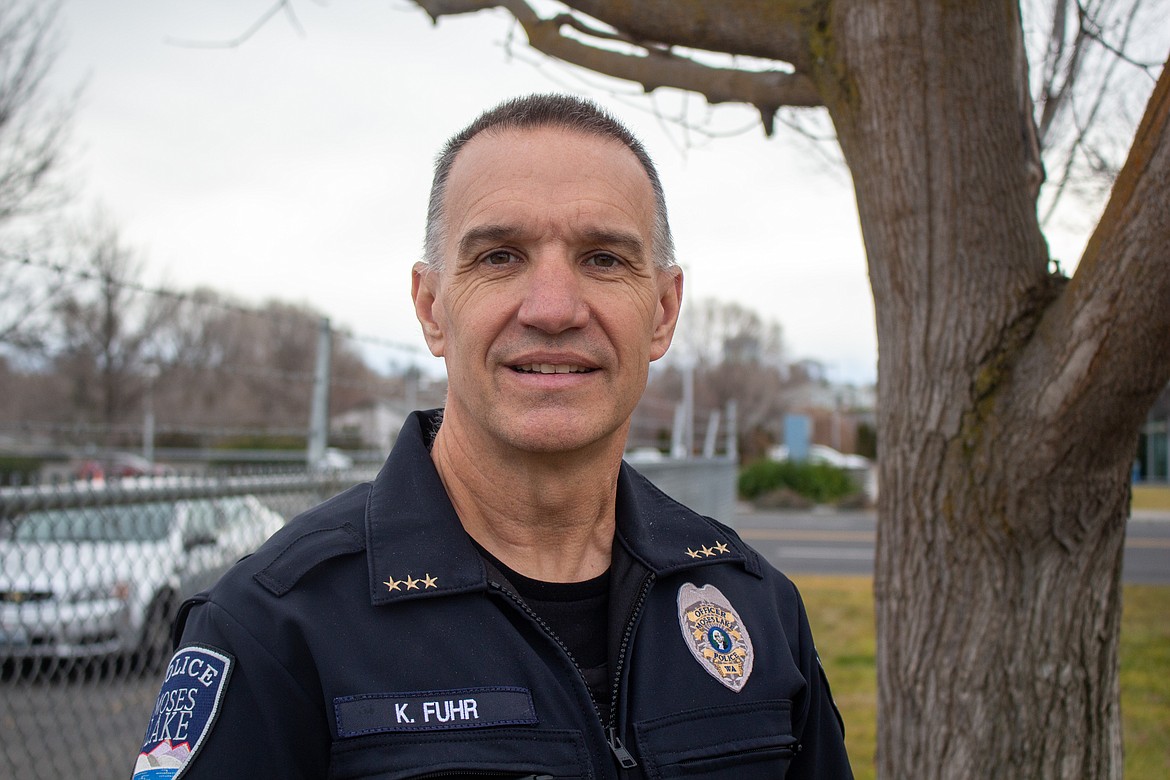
143 363 159 465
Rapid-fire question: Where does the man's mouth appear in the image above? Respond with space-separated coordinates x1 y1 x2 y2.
512 363 596 374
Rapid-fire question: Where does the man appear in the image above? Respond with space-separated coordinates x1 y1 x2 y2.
133 94 853 779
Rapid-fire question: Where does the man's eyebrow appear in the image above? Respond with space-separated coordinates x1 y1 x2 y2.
457 224 519 257
456 225 646 259
579 228 645 259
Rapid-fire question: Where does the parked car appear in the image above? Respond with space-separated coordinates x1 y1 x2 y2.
0 495 284 671
313 447 354 472
75 452 174 481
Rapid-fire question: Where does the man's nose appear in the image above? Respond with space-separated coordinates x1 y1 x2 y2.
516 256 590 334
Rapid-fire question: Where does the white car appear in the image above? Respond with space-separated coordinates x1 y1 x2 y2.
0 495 284 670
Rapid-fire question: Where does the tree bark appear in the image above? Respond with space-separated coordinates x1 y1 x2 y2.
821 1 1169 776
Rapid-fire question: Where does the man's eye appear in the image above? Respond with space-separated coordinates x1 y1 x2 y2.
585 253 621 269
482 250 519 266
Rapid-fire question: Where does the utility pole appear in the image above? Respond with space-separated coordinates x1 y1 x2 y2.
670 361 696 459
142 363 159 465
725 400 738 461
307 317 332 469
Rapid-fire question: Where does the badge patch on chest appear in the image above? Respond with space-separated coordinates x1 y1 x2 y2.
677 583 754 692
133 645 233 779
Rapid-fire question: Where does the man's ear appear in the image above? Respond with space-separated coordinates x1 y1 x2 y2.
412 262 446 357
649 266 683 362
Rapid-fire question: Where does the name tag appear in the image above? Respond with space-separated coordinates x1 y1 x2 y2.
334 687 537 736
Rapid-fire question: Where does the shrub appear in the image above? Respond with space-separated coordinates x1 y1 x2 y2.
0 456 42 485
738 458 857 504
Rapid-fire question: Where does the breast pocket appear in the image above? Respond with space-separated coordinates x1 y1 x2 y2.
327 727 593 780
632 699 797 779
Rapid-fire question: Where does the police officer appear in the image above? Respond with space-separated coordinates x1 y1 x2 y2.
133 94 853 779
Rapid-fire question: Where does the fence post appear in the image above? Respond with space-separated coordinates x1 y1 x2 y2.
307 317 332 468
725 400 738 462
702 410 721 459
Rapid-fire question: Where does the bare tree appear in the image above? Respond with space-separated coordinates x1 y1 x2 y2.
401 1 1169 777
149 293 385 436
52 217 176 437
673 296 785 369
0 0 77 349
665 297 791 453
0 0 70 221
1027 0 1168 224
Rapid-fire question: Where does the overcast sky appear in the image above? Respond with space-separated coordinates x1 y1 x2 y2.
48 1 1096 385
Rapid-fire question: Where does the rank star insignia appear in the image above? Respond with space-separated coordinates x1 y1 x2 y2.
676 582 755 692
684 541 730 560
385 574 438 591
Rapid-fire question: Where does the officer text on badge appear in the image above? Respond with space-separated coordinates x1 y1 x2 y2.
134 646 233 780
676 582 755 692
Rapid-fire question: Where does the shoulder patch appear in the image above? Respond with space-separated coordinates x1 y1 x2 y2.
134 645 233 779
253 521 365 596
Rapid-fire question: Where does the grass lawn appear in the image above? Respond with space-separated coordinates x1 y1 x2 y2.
791 575 1170 779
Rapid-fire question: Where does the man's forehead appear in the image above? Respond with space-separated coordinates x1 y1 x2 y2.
442 126 656 245
448 125 649 190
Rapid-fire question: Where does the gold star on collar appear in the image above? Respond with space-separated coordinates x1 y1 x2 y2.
385 573 439 592
684 541 731 560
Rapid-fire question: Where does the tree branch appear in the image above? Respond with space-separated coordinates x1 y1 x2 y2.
164 0 306 49
414 0 822 135
561 0 815 66
1018 51 1170 462
1077 0 1162 76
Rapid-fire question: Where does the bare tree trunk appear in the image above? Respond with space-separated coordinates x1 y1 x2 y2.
822 1 1140 775
872 438 1127 777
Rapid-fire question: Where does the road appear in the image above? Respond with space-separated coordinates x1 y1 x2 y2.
735 508 1170 584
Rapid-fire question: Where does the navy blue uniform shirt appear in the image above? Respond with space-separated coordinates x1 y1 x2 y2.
133 410 853 779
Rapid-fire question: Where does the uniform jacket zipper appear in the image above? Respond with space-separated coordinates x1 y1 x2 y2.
489 575 654 773
605 572 654 770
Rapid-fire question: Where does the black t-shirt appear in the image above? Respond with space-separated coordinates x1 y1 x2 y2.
473 542 611 721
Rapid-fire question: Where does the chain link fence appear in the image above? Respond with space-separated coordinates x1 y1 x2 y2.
0 460 735 779
0 469 377 780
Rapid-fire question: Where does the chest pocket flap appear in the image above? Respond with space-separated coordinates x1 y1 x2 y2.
633 699 797 779
328 727 592 780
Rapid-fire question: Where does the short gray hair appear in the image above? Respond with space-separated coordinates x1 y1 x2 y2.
422 94 676 272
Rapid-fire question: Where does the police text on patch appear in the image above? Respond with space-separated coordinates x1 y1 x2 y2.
134 645 233 780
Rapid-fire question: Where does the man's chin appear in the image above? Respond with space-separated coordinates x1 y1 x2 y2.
497 415 626 458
